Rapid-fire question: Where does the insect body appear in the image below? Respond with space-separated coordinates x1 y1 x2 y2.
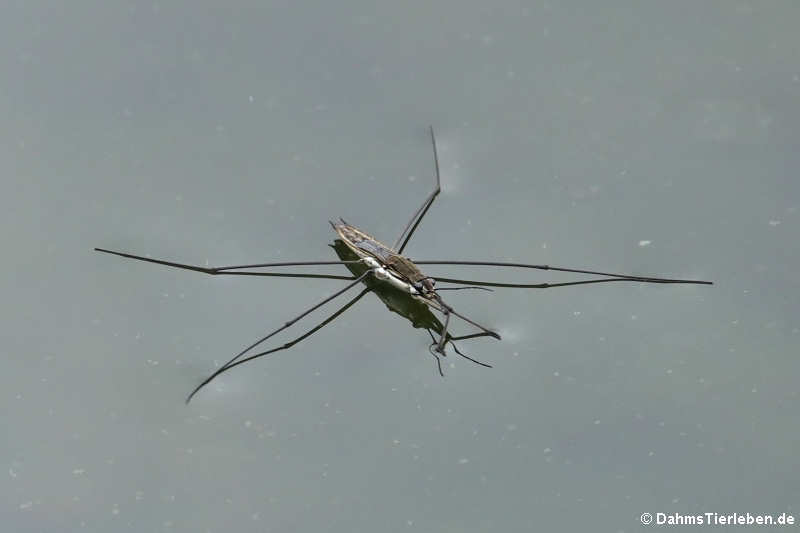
95 127 712 402
332 220 436 296
330 218 499 358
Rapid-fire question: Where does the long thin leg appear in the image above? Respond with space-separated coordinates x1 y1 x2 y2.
95 247 360 279
433 277 704 289
412 259 713 285
187 287 372 403
433 295 501 340
428 275 706 343
216 272 354 281
185 270 372 403
447 306 501 339
435 286 493 292
217 260 362 272
436 309 451 353
393 126 442 253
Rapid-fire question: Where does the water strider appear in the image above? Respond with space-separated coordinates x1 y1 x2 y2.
95 127 712 402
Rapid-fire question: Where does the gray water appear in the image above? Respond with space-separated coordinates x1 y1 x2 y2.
2 2 798 532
